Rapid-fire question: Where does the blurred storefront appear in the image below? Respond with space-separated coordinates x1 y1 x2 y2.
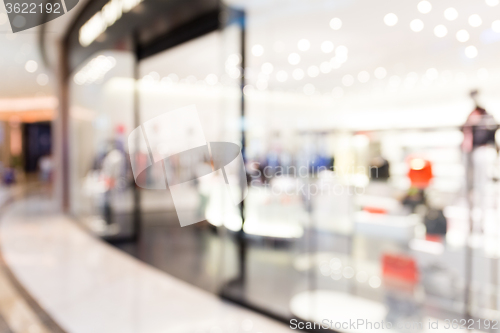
0 97 55 186
53 0 500 331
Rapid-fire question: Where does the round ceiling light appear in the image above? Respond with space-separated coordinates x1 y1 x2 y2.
374 67 387 79
384 13 398 26
25 60 38 73
456 29 470 42
444 8 458 21
465 45 478 58
252 45 264 57
418 1 432 14
37 73 49 86
330 18 342 30
410 19 424 32
434 25 448 37
297 39 310 51
469 14 482 27
288 53 301 65
493 20 500 33
261 62 274 75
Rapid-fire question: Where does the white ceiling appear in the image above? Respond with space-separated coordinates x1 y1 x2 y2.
237 0 500 92
140 0 500 100
2 0 500 107
0 22 54 98
0 0 89 99
135 0 500 130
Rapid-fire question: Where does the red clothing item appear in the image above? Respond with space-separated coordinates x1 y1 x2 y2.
408 158 433 189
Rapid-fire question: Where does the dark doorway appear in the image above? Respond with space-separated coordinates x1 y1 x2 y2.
23 122 52 173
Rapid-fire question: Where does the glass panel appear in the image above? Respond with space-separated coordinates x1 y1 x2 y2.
220 0 500 331
69 50 136 239
132 30 243 292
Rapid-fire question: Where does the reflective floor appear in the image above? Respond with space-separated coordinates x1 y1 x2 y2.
114 205 500 333
0 194 296 333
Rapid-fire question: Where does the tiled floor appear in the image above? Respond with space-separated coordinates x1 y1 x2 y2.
0 197 297 333
0 262 51 333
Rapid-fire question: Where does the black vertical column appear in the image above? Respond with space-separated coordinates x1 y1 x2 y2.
60 35 70 212
237 9 247 286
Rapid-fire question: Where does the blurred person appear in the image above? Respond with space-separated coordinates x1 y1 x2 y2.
462 91 498 234
38 155 53 183
462 91 497 153
2 167 16 186
101 139 127 225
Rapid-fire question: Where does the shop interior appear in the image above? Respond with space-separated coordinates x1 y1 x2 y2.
65 0 500 331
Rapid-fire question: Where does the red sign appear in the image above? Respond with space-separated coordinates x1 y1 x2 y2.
382 253 418 284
